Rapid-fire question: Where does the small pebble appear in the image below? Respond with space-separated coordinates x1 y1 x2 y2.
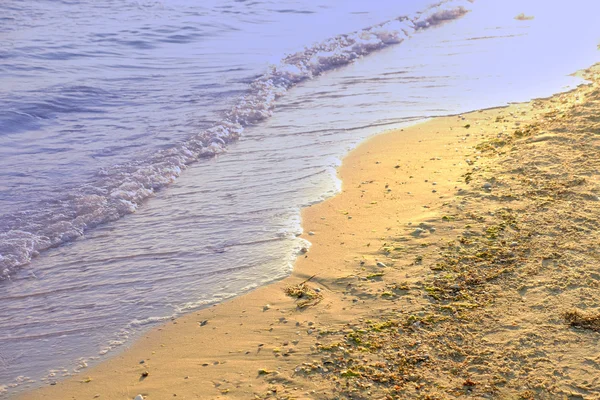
376 262 387 268
308 231 315 236
482 182 492 189
134 396 144 400
412 228 426 236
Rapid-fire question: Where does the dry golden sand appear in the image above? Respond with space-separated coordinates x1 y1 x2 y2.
18 64 600 400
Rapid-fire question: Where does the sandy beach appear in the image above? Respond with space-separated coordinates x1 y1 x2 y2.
16 63 600 399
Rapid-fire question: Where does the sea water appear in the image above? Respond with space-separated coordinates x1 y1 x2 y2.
1 0 599 395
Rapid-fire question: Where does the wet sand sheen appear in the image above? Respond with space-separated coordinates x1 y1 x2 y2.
17 64 600 399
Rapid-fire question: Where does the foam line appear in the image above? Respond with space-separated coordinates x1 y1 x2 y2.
0 0 472 279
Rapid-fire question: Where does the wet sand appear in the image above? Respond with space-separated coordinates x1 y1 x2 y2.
17 64 600 399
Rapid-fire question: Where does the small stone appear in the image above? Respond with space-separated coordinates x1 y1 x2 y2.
376 262 387 268
134 396 144 400
482 182 492 190
308 231 315 236
411 228 426 237
300 247 308 254
263 304 271 311
199 320 208 326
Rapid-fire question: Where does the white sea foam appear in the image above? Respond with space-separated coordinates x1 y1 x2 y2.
0 0 472 280
128 315 174 327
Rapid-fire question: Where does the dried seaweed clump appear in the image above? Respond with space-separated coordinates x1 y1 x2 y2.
284 279 323 309
563 309 600 332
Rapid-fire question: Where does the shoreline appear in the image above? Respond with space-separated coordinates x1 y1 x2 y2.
17 64 600 399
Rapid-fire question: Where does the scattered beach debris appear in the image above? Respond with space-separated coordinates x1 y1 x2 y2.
514 12 534 21
284 275 322 309
258 368 273 375
563 309 600 332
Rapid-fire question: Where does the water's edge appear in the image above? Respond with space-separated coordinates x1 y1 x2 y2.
0 0 472 280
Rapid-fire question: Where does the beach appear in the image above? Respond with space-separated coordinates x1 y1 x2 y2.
8 1 600 393
16 64 600 399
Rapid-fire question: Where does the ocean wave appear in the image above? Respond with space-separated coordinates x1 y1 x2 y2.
0 0 472 280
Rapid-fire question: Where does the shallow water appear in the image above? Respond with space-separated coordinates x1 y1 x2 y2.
1 0 600 396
